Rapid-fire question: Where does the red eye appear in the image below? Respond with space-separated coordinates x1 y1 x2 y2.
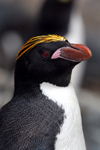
42 51 50 58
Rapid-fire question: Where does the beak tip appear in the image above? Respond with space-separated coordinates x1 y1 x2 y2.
71 44 92 61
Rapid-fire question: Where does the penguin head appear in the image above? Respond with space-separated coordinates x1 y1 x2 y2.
15 35 92 86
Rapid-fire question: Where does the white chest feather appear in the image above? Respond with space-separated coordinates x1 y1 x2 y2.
40 82 86 150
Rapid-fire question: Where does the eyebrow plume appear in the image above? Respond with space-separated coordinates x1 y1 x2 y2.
16 34 67 60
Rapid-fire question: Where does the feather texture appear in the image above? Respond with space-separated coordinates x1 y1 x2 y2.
16 34 67 60
40 82 86 150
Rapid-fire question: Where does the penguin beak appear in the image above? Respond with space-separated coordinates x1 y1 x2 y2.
51 44 92 62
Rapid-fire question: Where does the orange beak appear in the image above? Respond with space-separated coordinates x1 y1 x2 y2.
51 43 92 62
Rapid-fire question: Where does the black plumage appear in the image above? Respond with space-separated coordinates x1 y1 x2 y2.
0 35 92 150
0 39 73 150
0 91 64 150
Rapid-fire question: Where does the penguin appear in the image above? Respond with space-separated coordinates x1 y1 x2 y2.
0 35 92 150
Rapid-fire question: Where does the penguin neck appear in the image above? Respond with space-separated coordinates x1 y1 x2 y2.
14 69 72 96
14 59 73 95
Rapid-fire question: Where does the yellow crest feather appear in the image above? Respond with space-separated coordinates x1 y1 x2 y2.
16 34 67 60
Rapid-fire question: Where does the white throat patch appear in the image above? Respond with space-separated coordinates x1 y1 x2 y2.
40 82 86 150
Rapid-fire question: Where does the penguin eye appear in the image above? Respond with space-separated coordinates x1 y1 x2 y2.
42 51 50 58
